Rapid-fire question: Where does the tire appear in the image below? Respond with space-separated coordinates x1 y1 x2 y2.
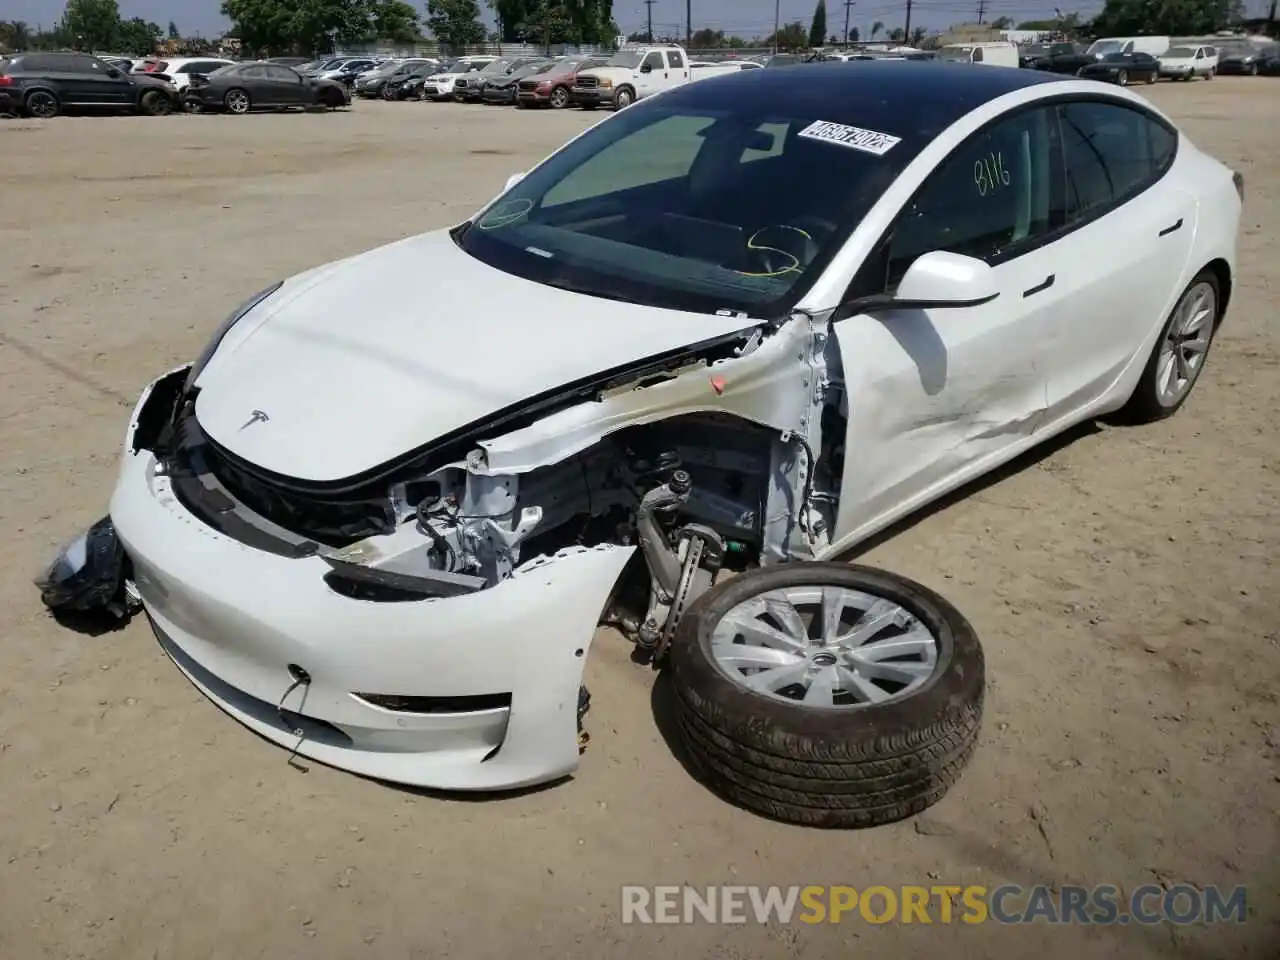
613 86 635 109
181 97 203 113
1115 69 1128 86
1119 269 1221 423
381 84 397 100
25 89 59 119
668 562 984 828
549 85 570 109
580 102 596 110
1146 71 1157 84
1248 63 1258 76
1206 68 1214 80
224 88 251 114
138 89 173 116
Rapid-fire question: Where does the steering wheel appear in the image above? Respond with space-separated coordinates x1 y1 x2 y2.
742 216 839 278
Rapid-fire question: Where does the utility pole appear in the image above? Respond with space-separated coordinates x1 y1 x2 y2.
976 0 986 24
686 0 691 49
774 0 781 53
904 0 912 41
644 0 656 42
844 0 854 45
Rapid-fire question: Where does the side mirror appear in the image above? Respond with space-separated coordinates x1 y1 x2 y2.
640 62 653 73
504 172 527 192
836 251 999 320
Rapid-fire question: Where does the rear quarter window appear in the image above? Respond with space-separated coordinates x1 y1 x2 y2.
1059 100 1177 219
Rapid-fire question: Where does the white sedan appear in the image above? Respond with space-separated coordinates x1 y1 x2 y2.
110 62 1240 827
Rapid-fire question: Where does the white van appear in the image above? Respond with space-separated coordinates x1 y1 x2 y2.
1086 36 1171 58
937 41 1020 68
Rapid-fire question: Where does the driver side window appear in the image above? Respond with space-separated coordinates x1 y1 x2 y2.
882 105 1063 290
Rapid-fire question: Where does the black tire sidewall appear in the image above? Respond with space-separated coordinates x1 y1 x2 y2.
27 90 59 118
669 562 983 750
1123 269 1221 422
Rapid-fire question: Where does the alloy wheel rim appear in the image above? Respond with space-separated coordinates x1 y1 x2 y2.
228 91 248 112
30 93 56 117
1156 281 1215 407
707 586 941 709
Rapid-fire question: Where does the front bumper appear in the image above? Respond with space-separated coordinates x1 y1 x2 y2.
1159 65 1194 77
570 86 609 106
1216 61 1253 74
109 371 635 790
482 87 516 103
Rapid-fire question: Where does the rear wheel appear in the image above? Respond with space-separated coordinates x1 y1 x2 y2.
25 89 59 119
1115 69 1128 85
224 88 251 114
1120 270 1220 423
138 88 172 116
549 85 570 109
668 563 984 828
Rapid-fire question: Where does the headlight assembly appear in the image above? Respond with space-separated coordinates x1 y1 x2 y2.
184 281 282 393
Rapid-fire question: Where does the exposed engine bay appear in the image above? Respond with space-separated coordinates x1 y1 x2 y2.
146 313 848 653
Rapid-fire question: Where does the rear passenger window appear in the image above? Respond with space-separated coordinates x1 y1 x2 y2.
1059 101 1176 219
668 51 684 68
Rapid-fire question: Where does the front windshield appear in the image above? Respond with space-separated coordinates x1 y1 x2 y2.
1217 42 1249 56
479 59 512 75
606 51 644 68
456 92 923 316
1087 40 1124 55
1164 47 1194 58
368 61 404 75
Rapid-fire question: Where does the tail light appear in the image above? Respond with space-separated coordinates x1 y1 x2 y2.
0 75 12 86
1233 170 1244 202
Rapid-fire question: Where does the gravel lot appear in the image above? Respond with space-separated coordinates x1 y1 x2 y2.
1 83 1277 959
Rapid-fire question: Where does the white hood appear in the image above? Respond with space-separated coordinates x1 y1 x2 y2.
194 230 750 484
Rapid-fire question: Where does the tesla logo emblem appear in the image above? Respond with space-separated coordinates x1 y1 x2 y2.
239 409 270 430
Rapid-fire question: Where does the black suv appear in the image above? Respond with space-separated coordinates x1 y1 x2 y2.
0 52 179 118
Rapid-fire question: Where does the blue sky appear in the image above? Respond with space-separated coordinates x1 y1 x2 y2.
9 0 1262 40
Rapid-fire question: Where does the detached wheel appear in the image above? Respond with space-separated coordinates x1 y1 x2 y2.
1120 270 1220 423
668 562 984 828
138 89 173 116
224 88 251 114
549 85 570 109
25 89 60 118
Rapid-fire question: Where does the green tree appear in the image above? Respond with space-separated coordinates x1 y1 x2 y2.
870 20 884 38
768 20 808 49
846 25 859 41
990 15 1013 28
116 17 160 53
691 27 724 48
888 26 904 41
167 19 180 38
519 1 576 47
0 20 34 50
62 0 121 51
426 0 486 48
1090 0 1240 35
490 0 529 40
808 0 826 47
222 0 419 55
909 25 927 45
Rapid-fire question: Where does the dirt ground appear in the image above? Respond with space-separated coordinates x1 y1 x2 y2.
1 80 1277 960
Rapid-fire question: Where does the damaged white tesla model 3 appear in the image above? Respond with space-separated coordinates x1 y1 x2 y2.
110 62 1240 827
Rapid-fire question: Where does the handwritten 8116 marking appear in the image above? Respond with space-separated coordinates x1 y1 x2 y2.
974 151 1011 196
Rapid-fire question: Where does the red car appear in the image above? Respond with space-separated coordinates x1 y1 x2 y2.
516 54 609 109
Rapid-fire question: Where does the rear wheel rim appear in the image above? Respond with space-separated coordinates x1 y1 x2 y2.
1155 281 1216 407
28 92 56 118
707 585 942 709
226 90 249 113
1116 70 1127 85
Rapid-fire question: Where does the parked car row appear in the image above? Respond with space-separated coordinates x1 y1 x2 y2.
1020 35 1280 84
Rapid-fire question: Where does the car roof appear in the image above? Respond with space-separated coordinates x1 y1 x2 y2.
661 60 1063 131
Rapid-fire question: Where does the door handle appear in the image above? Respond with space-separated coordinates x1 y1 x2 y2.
1159 218 1183 237
1022 274 1055 298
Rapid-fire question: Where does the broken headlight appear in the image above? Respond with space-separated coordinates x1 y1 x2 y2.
183 280 283 393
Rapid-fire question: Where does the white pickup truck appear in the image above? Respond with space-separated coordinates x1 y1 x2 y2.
571 45 691 110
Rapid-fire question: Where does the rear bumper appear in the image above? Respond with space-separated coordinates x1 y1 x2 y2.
110 371 634 790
